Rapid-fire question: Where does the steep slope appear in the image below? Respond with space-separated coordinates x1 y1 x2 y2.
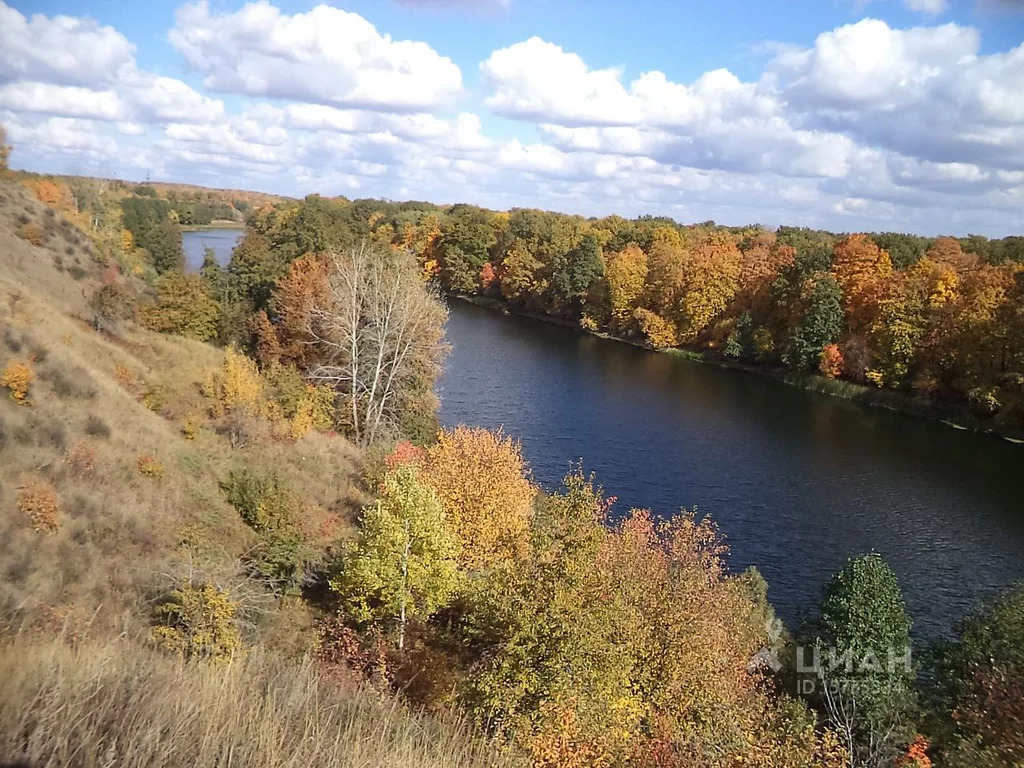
0 177 514 766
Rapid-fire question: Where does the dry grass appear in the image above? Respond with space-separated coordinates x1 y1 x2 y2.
0 635 519 768
0 175 362 640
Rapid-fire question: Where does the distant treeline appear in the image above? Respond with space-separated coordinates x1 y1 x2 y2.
193 195 1024 430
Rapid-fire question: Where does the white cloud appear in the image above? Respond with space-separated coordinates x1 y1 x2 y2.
905 0 949 14
0 2 224 126
395 0 511 8
170 1 463 112
0 3 135 87
772 19 1024 169
0 82 123 121
1 1 1022 236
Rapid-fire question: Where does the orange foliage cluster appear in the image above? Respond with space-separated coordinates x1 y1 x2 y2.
113 363 138 393
897 735 932 768
2 359 34 404
819 343 844 379
421 426 535 568
384 440 427 471
18 478 60 533
16 222 46 246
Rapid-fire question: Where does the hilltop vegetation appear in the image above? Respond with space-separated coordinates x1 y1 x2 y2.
1 132 1022 767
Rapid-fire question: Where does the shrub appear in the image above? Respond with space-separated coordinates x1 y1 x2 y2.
151 582 242 660
18 478 60 533
222 468 294 535
16 222 46 246
65 439 98 475
2 328 22 352
316 616 390 688
68 265 87 281
2 359 33 404
141 383 167 413
181 412 200 440
930 584 1024 766
114 363 137 392
819 343 844 380
90 280 137 330
203 347 267 419
40 365 96 399
84 414 111 439
137 453 165 478
245 533 306 595
290 384 336 439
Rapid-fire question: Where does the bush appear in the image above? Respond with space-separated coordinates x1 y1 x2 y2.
137 453 165 478
2 359 33 404
18 478 60 533
422 426 535 568
65 438 98 475
930 584 1024 766
151 582 242 660
142 273 220 342
90 279 137 331
40 364 97 399
16 222 46 246
222 468 294 535
84 414 111 439
245 533 306 595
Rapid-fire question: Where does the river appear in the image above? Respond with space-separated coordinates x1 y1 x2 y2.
438 299 1024 640
182 229 243 270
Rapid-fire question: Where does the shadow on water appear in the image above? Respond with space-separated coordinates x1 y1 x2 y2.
439 300 1024 640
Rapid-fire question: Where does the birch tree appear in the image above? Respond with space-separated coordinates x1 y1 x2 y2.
306 243 448 447
330 465 458 650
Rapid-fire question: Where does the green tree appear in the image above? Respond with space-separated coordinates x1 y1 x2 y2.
142 272 220 341
330 465 459 650
438 205 497 294
786 275 843 370
812 553 914 767
550 232 603 307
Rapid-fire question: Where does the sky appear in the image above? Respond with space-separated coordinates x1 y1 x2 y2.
2 0 1023 236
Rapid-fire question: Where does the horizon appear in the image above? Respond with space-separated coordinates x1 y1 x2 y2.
2 0 1023 237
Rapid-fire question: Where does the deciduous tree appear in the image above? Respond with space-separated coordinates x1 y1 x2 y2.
331 465 458 650
306 244 448 446
422 426 535 568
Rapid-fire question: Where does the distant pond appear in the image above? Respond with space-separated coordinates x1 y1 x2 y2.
182 229 244 271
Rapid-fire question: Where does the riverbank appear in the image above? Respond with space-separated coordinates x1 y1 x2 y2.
456 294 1024 446
180 220 244 231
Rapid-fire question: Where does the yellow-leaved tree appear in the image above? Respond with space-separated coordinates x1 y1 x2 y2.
422 426 535 569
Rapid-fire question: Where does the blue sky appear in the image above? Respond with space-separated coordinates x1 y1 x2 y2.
2 0 1023 234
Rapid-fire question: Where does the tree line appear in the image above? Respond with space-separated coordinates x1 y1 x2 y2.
176 194 1024 432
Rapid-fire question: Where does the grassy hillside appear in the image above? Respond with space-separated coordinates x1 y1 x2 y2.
0 177 511 766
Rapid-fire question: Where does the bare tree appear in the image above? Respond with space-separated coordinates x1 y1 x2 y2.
306 243 448 447
817 662 907 768
0 123 10 171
